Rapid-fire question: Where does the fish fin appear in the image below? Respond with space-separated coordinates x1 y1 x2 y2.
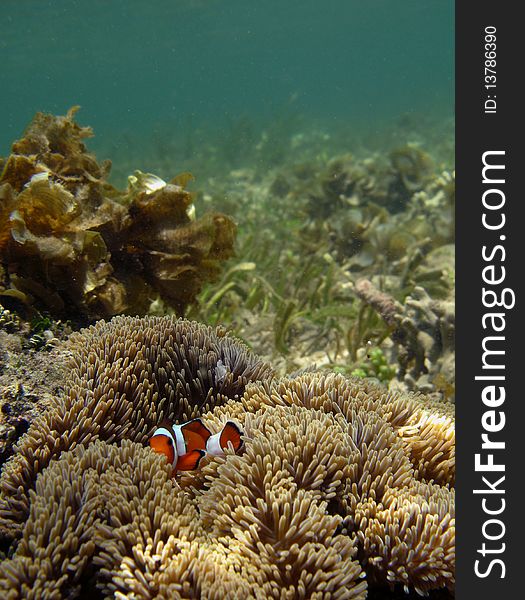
176 449 206 471
181 418 212 442
219 421 244 453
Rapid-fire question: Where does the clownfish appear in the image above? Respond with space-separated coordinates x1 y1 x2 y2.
206 422 244 456
149 418 243 472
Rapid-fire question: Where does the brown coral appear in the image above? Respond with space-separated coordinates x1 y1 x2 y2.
0 323 453 598
0 108 236 318
355 279 455 400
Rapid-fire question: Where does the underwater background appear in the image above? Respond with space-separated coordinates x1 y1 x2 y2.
1 0 453 169
0 1 456 598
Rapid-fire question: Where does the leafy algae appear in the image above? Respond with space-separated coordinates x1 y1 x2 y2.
0 108 236 320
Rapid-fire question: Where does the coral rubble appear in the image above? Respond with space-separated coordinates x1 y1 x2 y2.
0 313 69 468
299 155 454 280
355 279 455 400
0 316 454 598
0 108 236 319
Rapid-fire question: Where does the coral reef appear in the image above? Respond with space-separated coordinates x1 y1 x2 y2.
0 317 454 598
290 144 435 220
184 139 454 396
0 113 455 596
300 158 454 280
355 279 455 400
0 108 236 319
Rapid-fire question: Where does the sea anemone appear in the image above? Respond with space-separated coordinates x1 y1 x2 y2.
0 318 454 598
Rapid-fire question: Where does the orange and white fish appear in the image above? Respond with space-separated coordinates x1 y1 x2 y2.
149 418 209 471
206 421 244 456
149 418 244 472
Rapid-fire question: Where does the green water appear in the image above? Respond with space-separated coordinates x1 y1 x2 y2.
1 0 453 164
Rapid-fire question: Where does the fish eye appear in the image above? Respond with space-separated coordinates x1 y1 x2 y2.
167 438 173 446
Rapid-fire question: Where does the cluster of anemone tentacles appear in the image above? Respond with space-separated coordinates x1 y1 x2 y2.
0 316 454 599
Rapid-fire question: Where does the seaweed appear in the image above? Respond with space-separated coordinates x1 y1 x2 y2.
0 109 236 320
178 122 453 392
